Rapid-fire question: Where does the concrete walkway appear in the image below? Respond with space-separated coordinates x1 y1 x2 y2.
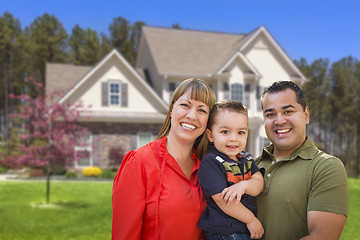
0 173 19 181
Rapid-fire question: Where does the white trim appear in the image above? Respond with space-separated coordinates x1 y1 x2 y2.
218 51 261 78
58 49 168 111
108 80 121 106
74 135 93 168
240 26 306 81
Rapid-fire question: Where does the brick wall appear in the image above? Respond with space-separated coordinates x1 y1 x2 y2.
82 122 162 168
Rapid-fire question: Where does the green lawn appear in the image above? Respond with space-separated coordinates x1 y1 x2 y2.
0 181 113 240
341 178 360 239
0 178 358 239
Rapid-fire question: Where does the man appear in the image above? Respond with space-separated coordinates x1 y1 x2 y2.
256 81 349 240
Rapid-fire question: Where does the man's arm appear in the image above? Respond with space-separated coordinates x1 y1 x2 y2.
300 211 347 240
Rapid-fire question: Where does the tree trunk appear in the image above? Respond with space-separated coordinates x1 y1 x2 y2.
46 165 50 204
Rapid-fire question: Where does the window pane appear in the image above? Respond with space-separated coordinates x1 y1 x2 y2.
138 133 152 147
110 83 119 93
231 83 243 102
111 95 119 105
75 150 91 167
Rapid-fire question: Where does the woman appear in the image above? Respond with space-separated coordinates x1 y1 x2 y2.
112 78 216 240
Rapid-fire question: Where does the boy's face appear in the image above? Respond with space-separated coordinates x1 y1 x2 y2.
206 110 248 160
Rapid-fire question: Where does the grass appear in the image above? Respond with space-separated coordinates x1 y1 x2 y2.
0 181 113 240
0 178 358 239
341 178 360 239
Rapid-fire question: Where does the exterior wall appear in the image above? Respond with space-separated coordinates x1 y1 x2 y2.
68 55 163 114
136 38 164 99
244 35 294 154
84 122 163 168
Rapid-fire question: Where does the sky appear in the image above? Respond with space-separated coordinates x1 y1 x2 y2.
1 0 359 64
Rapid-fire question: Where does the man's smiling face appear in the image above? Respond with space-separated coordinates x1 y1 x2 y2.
262 88 310 159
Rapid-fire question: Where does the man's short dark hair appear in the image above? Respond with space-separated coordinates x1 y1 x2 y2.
261 81 307 111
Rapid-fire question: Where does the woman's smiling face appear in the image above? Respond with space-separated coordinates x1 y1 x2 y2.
169 89 210 144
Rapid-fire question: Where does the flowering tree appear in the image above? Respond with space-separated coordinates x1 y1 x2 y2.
4 77 91 204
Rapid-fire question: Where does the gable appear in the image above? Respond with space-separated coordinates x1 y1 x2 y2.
52 50 168 123
240 27 306 85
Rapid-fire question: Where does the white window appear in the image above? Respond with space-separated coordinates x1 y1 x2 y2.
74 135 93 168
231 83 243 102
137 132 153 148
109 81 121 106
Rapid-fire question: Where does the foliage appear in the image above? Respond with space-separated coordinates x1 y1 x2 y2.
24 13 68 84
295 57 360 177
0 167 7 173
0 181 112 240
100 169 116 179
65 171 77 178
109 17 145 66
5 77 90 203
108 145 125 167
69 24 101 65
82 167 102 177
0 12 27 155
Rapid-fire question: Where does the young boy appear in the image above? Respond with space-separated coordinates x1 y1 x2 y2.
198 100 265 240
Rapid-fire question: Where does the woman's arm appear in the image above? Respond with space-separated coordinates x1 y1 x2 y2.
112 151 146 240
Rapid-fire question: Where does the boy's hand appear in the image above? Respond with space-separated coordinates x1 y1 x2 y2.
246 217 264 240
221 181 248 205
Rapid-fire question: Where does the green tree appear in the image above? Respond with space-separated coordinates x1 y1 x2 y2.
109 17 145 66
0 12 26 154
24 13 68 85
99 32 112 59
69 25 101 65
298 58 330 148
327 57 357 169
354 60 360 176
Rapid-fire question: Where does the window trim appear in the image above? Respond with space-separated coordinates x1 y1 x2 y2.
108 80 122 106
74 135 93 168
137 132 153 148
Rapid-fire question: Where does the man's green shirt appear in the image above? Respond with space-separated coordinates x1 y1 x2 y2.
255 137 349 240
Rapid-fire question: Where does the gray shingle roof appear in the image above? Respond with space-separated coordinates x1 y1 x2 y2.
141 26 252 76
46 63 92 102
46 63 92 93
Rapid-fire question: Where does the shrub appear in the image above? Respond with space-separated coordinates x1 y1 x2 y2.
108 146 125 167
65 171 77 178
100 169 116 179
0 167 8 173
82 167 102 177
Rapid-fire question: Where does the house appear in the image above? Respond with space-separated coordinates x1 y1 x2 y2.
46 25 306 168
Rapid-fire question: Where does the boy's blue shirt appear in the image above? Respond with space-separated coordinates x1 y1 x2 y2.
197 145 264 235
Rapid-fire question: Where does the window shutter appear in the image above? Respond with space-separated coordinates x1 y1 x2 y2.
223 82 230 100
121 83 128 107
101 82 108 106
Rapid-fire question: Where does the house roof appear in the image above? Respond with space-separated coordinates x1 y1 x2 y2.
46 63 92 102
141 26 306 82
141 26 248 76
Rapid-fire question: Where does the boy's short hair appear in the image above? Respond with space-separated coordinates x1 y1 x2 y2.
208 100 248 129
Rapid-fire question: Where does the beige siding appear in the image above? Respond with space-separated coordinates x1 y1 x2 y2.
68 55 164 114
